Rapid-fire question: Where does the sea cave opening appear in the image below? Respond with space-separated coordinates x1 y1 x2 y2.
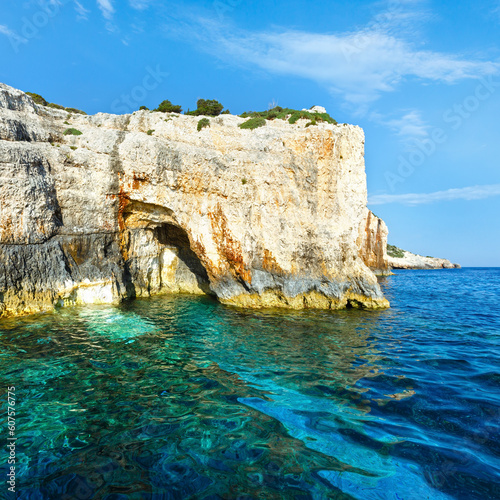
153 223 212 296
123 208 213 298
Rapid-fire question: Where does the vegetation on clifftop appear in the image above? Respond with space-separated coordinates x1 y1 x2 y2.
239 106 337 126
155 100 182 113
26 89 337 128
47 102 65 110
26 92 86 115
239 117 266 130
186 99 226 117
26 92 47 105
65 107 87 115
387 244 405 258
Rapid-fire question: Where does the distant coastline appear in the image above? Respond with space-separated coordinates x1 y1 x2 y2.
387 245 460 270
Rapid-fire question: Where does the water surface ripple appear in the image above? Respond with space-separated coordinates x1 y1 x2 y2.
0 268 499 499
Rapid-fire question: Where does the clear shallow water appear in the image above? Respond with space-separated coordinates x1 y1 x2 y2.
1 268 499 499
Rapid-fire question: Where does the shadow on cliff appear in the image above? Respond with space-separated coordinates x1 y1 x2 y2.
155 223 213 296
122 222 213 299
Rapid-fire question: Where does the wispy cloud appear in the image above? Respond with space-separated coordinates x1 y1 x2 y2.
493 1 500 20
74 1 90 20
164 4 500 106
368 184 500 205
0 24 27 44
369 108 432 145
0 24 15 38
130 23 144 34
209 29 497 104
96 0 114 19
129 0 152 9
384 110 429 138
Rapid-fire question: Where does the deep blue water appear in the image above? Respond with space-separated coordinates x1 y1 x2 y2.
1 268 499 499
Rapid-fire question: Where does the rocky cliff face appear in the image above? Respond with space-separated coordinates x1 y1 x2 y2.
357 209 390 275
0 83 389 318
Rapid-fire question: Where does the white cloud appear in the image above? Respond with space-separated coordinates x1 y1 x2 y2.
0 24 15 37
368 184 500 205
219 30 497 103
0 24 27 44
74 1 90 20
96 0 114 19
129 0 152 9
371 108 431 146
384 110 430 139
165 8 500 105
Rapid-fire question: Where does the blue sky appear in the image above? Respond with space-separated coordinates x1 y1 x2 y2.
1 0 499 266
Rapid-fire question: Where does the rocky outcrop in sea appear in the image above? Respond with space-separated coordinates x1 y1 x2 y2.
0 83 390 318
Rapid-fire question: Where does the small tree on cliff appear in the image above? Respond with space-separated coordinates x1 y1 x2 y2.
187 99 225 117
155 100 182 113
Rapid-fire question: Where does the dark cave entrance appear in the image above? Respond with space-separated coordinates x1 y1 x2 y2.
152 223 213 296
121 199 213 298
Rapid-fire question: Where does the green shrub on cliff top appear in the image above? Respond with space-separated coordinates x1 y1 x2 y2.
186 99 225 117
65 107 87 115
155 100 182 113
47 102 65 110
26 91 86 114
239 106 337 125
288 110 336 125
26 92 48 106
387 244 405 259
239 117 266 130
239 106 288 120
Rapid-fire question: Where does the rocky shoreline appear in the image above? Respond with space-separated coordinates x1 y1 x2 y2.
388 250 460 270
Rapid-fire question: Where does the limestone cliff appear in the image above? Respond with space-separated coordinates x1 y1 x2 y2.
0 83 389 318
357 209 390 275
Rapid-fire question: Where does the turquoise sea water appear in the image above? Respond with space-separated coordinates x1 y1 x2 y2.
1 268 499 499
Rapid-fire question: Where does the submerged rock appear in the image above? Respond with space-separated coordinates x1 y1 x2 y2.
0 83 390 318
